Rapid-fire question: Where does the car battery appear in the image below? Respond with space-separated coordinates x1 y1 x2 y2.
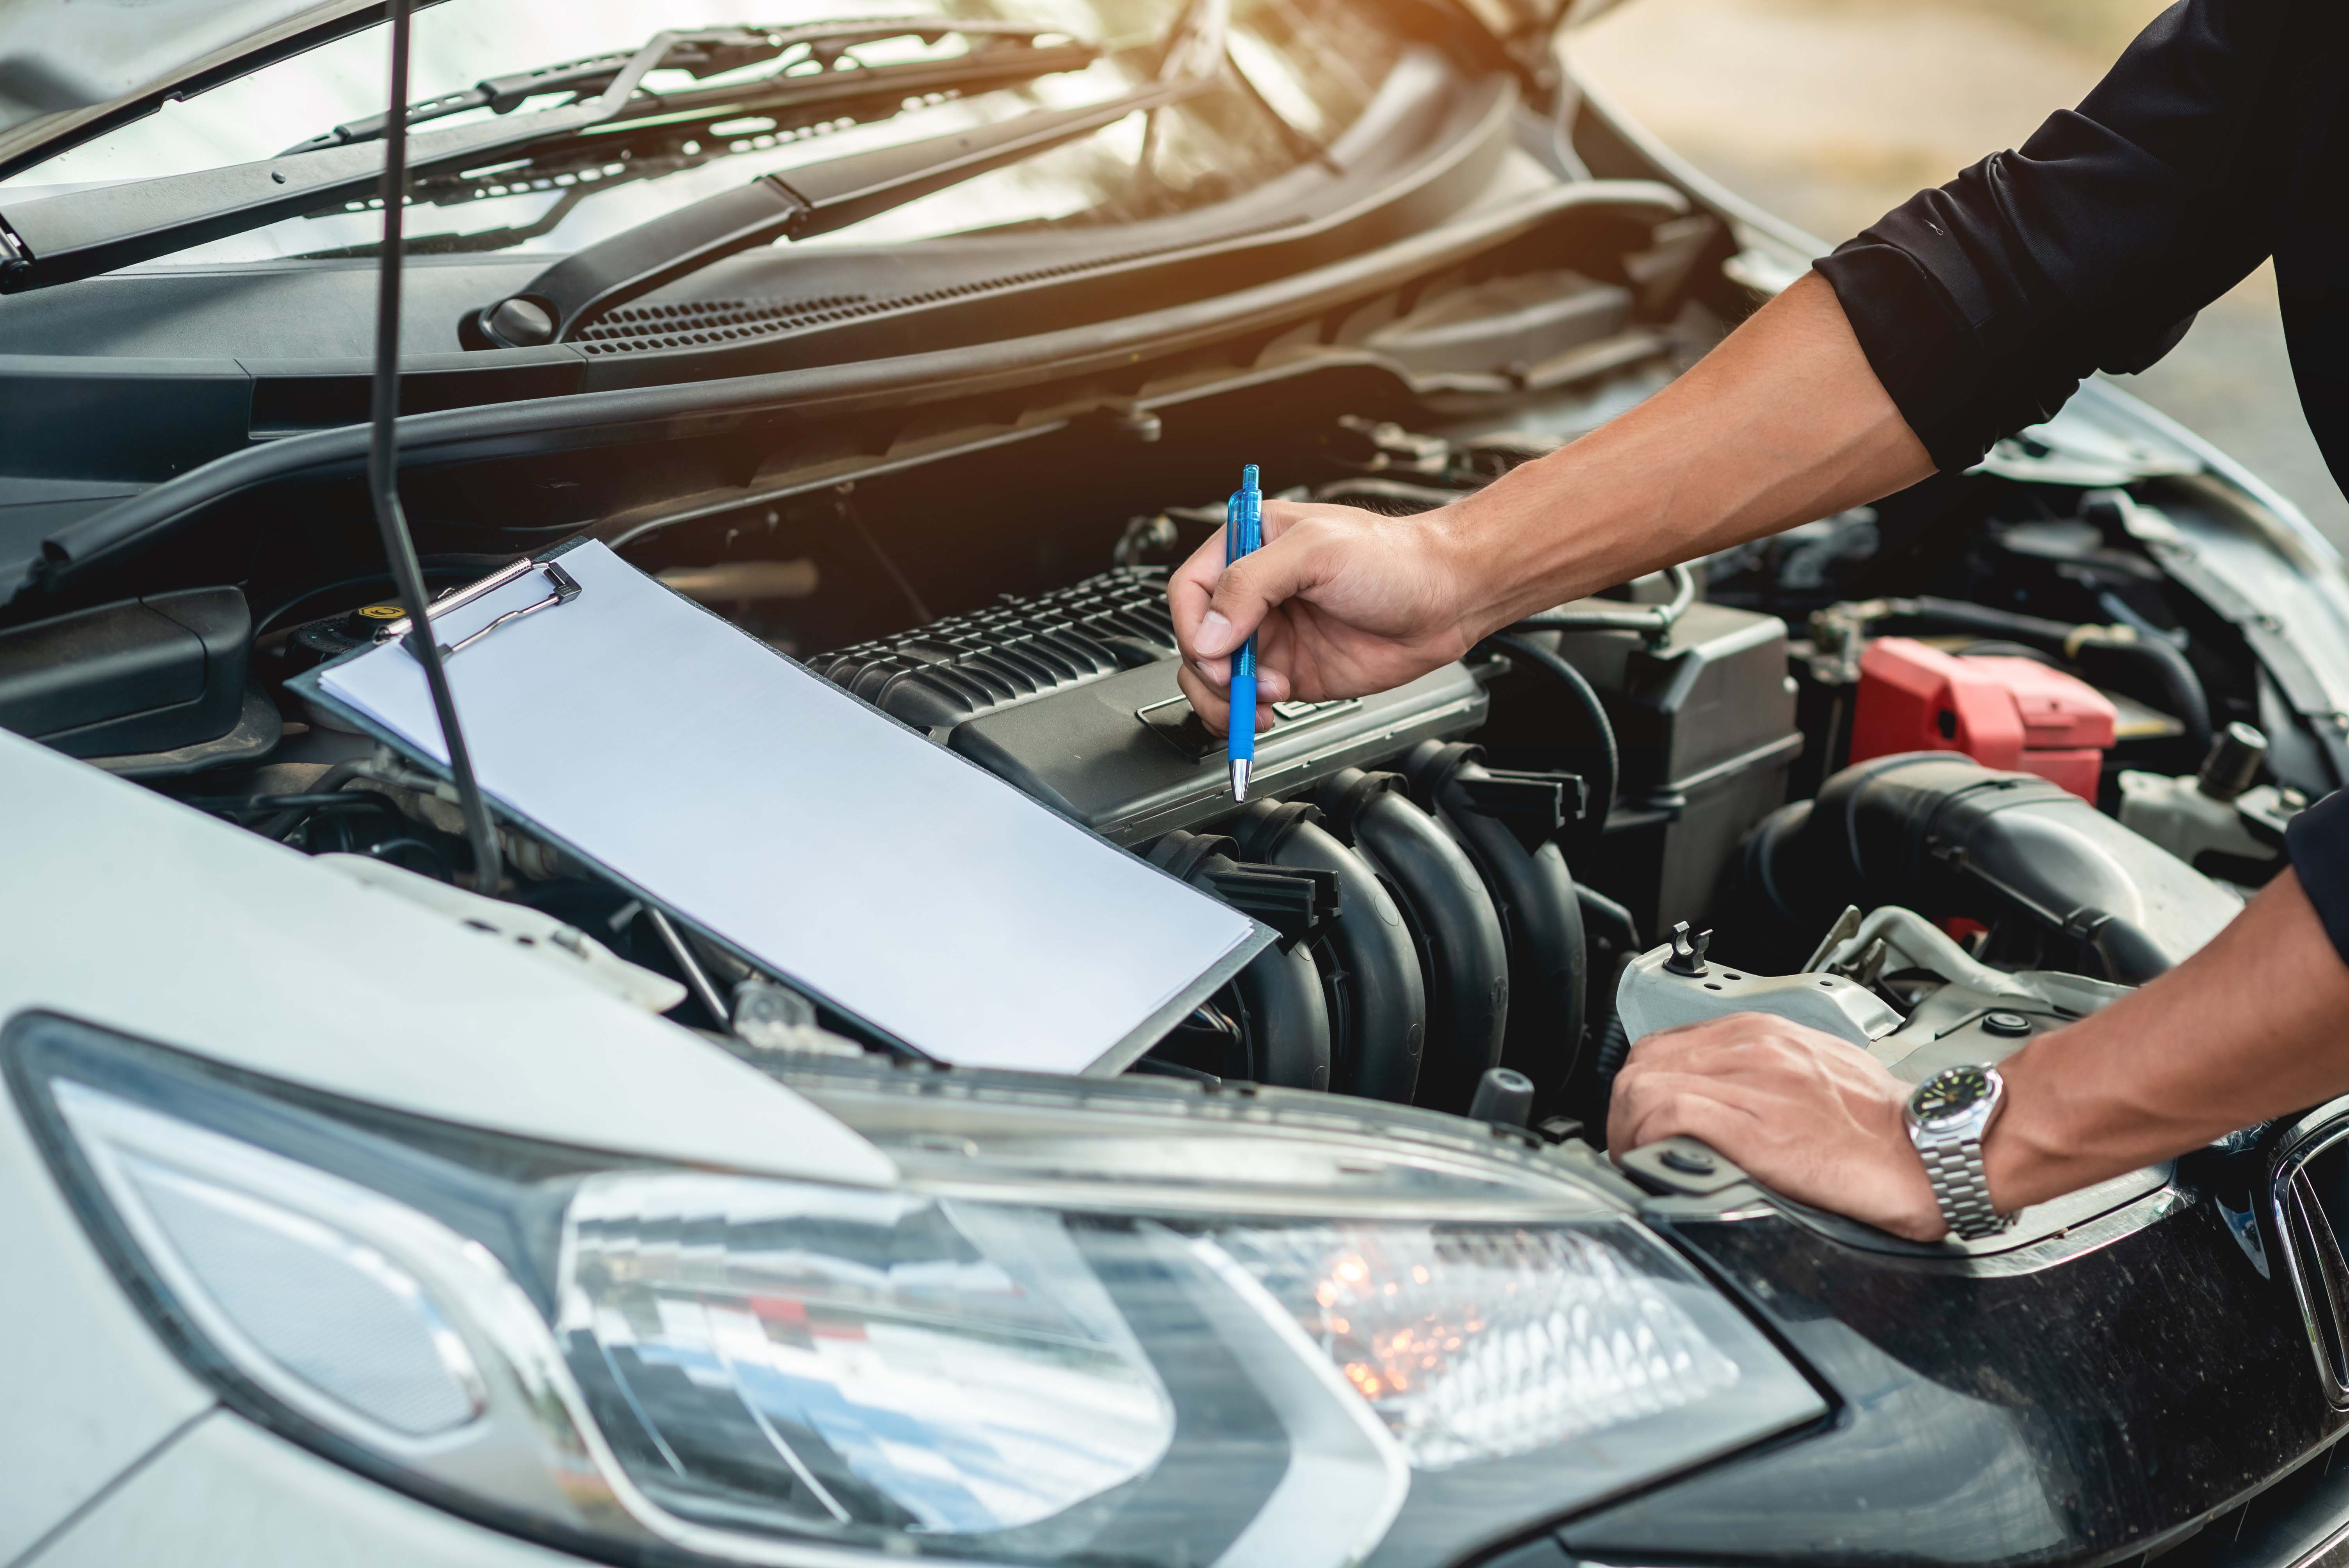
1493 602 1804 940
1849 637 2116 800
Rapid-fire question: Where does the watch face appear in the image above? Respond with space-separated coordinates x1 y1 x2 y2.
1911 1065 1995 1127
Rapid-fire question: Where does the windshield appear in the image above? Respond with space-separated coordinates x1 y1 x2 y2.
0 0 1406 268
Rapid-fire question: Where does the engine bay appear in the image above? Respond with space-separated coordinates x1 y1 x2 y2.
0 381 2331 1171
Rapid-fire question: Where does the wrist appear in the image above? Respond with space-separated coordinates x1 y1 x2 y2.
1876 1091 1949 1242
1433 465 1646 641
1870 1080 1945 1239
1421 491 1530 645
1978 1029 2117 1214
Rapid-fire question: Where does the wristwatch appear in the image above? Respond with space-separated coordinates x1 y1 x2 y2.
1903 1064 2016 1240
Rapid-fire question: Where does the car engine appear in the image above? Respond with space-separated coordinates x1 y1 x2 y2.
0 399 2318 1150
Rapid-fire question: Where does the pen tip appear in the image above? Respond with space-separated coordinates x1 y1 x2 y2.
1242 462 1258 490
1229 757 1251 802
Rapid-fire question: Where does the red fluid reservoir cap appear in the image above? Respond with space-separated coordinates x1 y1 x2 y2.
1850 637 2116 800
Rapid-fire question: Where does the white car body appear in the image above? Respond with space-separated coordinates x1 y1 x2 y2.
0 729 891 1564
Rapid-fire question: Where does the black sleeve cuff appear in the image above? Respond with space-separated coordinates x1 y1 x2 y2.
1813 241 1994 475
2287 788 2349 966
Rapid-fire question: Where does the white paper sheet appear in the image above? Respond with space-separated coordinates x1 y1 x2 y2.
317 542 1258 1073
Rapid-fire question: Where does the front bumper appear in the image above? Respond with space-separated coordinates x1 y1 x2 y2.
29 1398 2349 1568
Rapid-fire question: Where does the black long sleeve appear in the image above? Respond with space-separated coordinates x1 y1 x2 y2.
1813 0 2348 476
2287 789 2349 962
1811 0 2349 961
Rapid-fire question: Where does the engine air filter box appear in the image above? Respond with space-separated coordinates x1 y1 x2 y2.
1850 637 2116 800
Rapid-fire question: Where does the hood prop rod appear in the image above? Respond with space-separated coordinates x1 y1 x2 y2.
369 0 503 894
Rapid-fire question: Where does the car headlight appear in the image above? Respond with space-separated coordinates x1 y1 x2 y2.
10 1014 1823 1568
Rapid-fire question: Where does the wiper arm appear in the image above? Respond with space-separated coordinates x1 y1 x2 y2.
0 20 1091 295
279 18 1068 155
472 77 1208 346
472 0 1230 348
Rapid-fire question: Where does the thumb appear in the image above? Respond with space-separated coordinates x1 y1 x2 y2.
1193 527 1317 657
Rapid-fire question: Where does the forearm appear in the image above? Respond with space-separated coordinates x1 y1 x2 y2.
1987 871 2349 1209
1435 272 1935 636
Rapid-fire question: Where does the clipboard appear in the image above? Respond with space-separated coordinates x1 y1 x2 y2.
289 537 1270 1076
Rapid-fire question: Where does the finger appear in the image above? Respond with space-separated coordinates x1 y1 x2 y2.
1607 1056 1684 1152
1256 498 1309 543
1611 1053 1763 1141
1192 526 1322 659
1610 1070 1763 1155
1609 1063 1696 1153
1178 662 1233 735
1620 1016 1753 1071
1168 524 1232 668
1178 663 1282 737
1620 1092 1760 1173
1628 1027 1790 1085
1625 1009 1829 1067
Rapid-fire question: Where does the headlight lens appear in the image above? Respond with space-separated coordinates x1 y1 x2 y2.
1218 1221 1743 1470
16 1016 1823 1568
560 1174 1180 1539
93 1101 488 1438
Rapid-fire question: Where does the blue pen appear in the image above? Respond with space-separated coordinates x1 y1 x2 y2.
1225 463 1262 800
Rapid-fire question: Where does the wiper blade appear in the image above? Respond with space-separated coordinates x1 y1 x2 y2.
391 37 1099 222
472 76 1212 347
279 17 1070 155
0 19 1093 294
472 0 1230 348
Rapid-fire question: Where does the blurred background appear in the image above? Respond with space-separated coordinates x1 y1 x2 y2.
1567 0 2349 547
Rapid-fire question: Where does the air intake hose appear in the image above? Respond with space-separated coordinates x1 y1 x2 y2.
1230 800 1427 1104
1402 741 1587 1107
1318 768 1508 1114
1744 752 2240 983
1147 832 1332 1090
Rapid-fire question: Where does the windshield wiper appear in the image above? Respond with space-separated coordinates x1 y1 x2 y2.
472 78 1209 346
279 18 1071 155
472 0 1230 347
0 19 1093 294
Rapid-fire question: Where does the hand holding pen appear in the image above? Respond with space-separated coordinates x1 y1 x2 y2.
1167 471 1483 768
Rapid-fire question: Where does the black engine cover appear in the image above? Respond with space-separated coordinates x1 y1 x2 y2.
816 568 1485 844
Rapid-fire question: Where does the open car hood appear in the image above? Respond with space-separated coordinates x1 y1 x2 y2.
0 0 1609 183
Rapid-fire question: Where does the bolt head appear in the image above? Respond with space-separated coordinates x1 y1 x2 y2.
485 296 556 346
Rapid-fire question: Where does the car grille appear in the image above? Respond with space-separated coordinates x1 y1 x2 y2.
2272 1112 2349 1411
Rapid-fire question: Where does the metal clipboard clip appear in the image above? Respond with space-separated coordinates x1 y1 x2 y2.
378 555 583 662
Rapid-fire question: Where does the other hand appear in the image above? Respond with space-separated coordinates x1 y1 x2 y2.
1168 500 1484 735
1608 1012 1946 1242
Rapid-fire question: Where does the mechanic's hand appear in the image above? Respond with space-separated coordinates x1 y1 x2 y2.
1608 1012 1948 1242
1169 500 1483 735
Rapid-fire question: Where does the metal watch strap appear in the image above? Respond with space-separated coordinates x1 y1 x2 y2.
1917 1132 2014 1240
